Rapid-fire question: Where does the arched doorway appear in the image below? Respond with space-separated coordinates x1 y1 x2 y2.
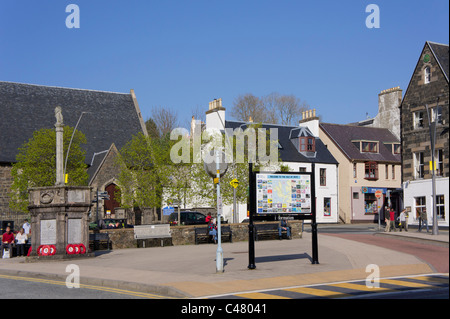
104 183 121 217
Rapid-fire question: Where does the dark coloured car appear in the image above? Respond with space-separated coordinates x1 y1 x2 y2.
90 218 133 230
168 211 207 226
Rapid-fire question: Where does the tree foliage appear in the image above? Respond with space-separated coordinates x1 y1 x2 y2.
231 92 311 126
9 126 88 212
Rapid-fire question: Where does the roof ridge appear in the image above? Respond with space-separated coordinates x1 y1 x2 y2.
426 41 449 47
427 42 449 82
0 81 130 95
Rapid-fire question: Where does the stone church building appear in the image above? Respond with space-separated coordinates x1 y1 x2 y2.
0 81 148 225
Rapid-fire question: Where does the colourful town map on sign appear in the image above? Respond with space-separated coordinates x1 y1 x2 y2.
256 174 311 214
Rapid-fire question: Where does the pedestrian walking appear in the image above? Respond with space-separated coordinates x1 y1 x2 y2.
384 206 390 232
419 208 429 233
398 209 408 232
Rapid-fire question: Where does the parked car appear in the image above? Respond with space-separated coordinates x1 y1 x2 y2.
90 218 133 230
168 211 207 226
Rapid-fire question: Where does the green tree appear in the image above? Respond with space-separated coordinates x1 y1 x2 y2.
115 132 166 212
9 126 88 212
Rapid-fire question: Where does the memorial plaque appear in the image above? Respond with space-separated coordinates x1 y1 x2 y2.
68 219 82 244
41 219 56 245
68 190 85 203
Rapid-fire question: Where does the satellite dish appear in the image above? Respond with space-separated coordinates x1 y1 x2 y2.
203 150 228 178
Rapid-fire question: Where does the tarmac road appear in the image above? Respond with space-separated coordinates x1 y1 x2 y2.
0 224 448 300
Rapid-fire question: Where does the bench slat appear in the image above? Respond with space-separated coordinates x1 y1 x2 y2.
134 225 172 239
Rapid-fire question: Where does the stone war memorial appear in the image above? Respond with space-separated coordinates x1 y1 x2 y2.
27 107 93 259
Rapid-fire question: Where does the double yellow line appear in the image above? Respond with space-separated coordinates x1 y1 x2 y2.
0 274 175 299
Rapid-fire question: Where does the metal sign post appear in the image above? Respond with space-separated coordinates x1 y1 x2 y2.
248 163 256 269
204 149 228 273
215 151 224 273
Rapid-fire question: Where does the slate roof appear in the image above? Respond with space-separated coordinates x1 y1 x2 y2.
428 41 449 82
225 120 338 165
320 123 401 163
0 81 147 167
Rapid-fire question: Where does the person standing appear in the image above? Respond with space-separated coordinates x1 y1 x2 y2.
399 209 408 232
419 208 429 233
22 219 31 243
205 212 212 224
22 219 31 235
389 207 396 232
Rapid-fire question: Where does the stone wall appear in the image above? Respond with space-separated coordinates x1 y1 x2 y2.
0 164 13 214
96 221 303 249
401 43 449 182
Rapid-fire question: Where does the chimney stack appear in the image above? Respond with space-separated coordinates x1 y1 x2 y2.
205 98 226 131
299 108 319 137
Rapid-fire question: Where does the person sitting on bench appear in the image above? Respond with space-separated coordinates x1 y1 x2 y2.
15 228 28 257
208 218 217 244
278 219 291 239
1 227 15 257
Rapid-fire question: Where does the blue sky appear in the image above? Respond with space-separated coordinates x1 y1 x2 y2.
0 0 448 127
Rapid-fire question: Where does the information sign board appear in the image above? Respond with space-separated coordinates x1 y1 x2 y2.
256 173 311 214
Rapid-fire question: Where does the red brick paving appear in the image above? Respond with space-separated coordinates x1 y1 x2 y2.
322 233 449 273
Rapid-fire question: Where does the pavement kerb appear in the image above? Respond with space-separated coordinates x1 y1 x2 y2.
0 262 434 299
0 268 191 298
168 263 434 298
374 232 449 247
0 229 447 299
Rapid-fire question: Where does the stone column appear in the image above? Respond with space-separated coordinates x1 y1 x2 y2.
55 124 64 186
55 106 65 186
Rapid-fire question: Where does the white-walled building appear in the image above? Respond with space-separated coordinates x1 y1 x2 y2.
192 100 340 224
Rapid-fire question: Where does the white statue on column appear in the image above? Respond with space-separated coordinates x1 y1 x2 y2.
55 106 64 126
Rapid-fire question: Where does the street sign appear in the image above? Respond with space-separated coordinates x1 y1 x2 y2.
230 179 239 189
203 150 228 178
375 190 383 199
163 206 175 216
97 191 110 200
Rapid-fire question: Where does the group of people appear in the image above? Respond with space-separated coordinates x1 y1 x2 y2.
384 207 429 233
1 219 31 258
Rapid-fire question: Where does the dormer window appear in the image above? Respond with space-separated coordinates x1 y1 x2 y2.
384 142 401 155
300 137 315 152
361 141 378 153
393 143 401 154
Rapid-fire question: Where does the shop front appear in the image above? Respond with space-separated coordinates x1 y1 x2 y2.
351 187 399 223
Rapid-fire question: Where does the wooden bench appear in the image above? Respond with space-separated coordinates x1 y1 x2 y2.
254 223 291 241
134 224 172 247
89 232 111 251
195 225 232 245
